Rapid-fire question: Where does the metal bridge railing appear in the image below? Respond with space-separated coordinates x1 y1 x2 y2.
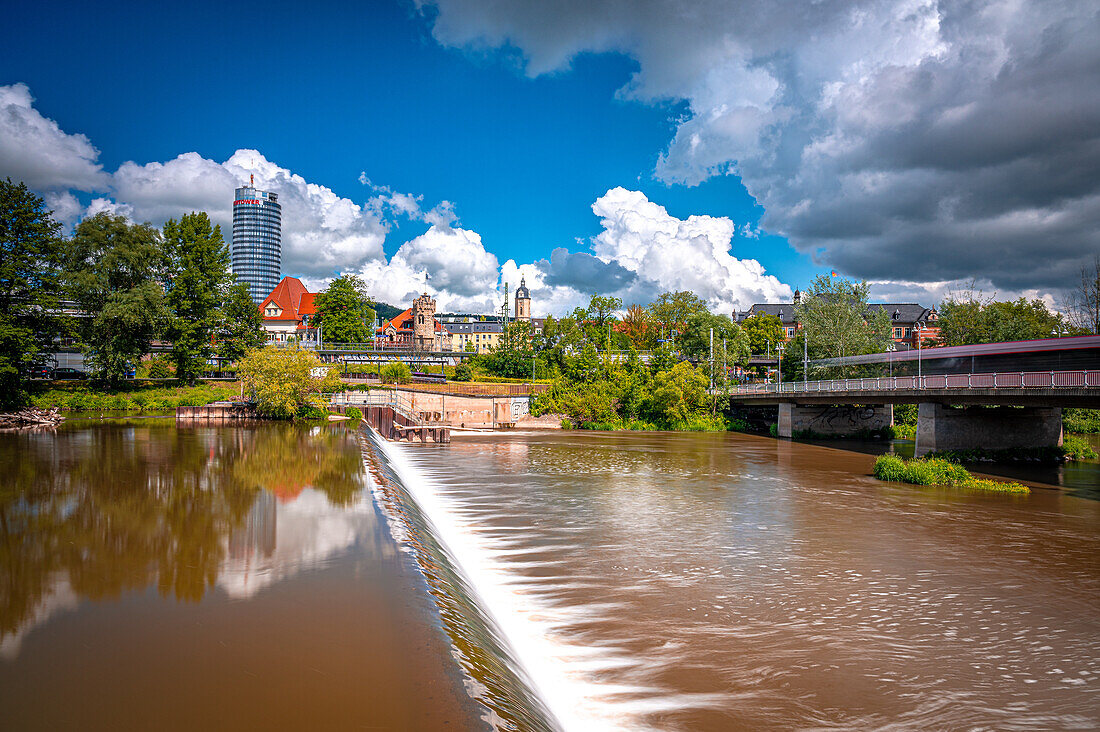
727 369 1100 395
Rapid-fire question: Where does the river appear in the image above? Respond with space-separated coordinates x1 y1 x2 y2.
2 421 1098 730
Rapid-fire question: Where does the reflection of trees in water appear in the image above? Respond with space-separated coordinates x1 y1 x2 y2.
0 423 365 638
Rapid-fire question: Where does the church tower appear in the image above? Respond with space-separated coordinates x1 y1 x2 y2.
412 292 436 349
514 276 531 322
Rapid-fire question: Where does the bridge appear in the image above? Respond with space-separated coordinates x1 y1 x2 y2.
727 342 1099 457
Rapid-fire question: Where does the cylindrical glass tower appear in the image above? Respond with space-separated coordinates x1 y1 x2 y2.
231 185 282 303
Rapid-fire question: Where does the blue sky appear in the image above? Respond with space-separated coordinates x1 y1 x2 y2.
2 0 1096 313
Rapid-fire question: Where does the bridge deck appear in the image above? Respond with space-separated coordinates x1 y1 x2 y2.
727 370 1100 408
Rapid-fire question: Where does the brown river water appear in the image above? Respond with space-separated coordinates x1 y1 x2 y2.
2 420 1098 730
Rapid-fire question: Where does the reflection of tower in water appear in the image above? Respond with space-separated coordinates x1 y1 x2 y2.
228 490 277 561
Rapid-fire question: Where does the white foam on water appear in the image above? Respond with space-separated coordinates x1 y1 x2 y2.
373 434 666 732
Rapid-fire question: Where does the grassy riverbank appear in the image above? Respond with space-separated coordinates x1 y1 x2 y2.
29 382 239 413
873 454 1030 493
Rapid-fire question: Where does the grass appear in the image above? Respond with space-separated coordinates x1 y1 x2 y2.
873 454 1030 493
29 382 239 413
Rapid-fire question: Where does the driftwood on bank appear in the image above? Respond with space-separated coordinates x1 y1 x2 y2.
0 407 64 428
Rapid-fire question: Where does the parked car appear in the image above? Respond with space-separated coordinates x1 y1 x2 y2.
25 364 54 379
53 367 88 380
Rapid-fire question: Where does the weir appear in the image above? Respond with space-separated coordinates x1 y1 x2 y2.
358 427 560 731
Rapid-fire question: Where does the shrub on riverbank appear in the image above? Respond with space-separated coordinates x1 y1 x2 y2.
30 383 238 413
890 423 916 439
929 435 1097 463
237 347 342 419
873 454 1030 492
380 362 412 384
345 406 362 421
1064 408 1100 434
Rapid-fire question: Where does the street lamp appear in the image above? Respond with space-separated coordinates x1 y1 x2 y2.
914 322 924 383
776 343 784 391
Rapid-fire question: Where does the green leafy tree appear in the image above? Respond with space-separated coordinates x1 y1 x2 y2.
794 275 891 378
585 293 622 349
648 344 678 375
453 363 473 381
236 346 342 418
65 213 169 386
216 281 266 362
938 288 1072 345
642 361 709 426
740 312 785 355
314 274 375 343
163 212 230 383
679 311 746 361
647 291 709 348
0 179 64 406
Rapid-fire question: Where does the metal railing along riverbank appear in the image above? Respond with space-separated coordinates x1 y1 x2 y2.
727 370 1100 395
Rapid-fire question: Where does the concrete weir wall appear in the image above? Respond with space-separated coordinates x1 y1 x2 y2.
778 403 893 438
398 391 529 429
914 403 1063 457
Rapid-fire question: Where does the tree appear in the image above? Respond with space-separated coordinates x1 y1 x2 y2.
163 212 230 383
795 275 891 377
585 293 622 349
1062 256 1099 335
679 311 744 360
313 274 375 343
620 304 657 349
740 312 785 355
236 346 342 418
65 212 169 386
0 179 64 406
217 281 266 362
642 361 708 426
647 291 709 348
937 287 1069 345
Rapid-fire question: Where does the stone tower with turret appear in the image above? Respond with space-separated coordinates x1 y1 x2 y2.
514 276 531 322
412 292 436 349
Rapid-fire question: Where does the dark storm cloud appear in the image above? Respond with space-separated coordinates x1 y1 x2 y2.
540 247 637 292
421 0 1100 296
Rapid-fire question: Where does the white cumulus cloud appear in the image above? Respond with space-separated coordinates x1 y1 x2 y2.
0 83 109 191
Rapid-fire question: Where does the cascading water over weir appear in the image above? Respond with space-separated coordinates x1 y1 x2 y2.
359 426 561 731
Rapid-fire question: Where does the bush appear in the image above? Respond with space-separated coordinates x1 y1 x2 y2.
296 403 328 420
453 363 473 382
1064 409 1100 434
873 454 1029 492
727 417 751 433
345 406 362 420
380 362 412 384
768 423 779 437
1062 435 1098 460
889 423 916 439
146 357 172 379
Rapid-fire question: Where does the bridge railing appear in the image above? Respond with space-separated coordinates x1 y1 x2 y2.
728 370 1100 395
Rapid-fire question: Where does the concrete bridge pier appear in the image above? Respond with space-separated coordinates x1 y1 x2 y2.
914 403 1062 457
778 403 893 438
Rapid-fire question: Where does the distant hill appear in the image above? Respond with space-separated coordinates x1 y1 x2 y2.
372 301 404 323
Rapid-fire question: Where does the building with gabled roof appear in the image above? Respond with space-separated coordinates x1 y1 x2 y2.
734 290 939 348
258 276 318 344
377 294 452 351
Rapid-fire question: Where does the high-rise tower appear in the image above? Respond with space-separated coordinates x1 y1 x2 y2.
231 176 282 303
514 276 531 322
